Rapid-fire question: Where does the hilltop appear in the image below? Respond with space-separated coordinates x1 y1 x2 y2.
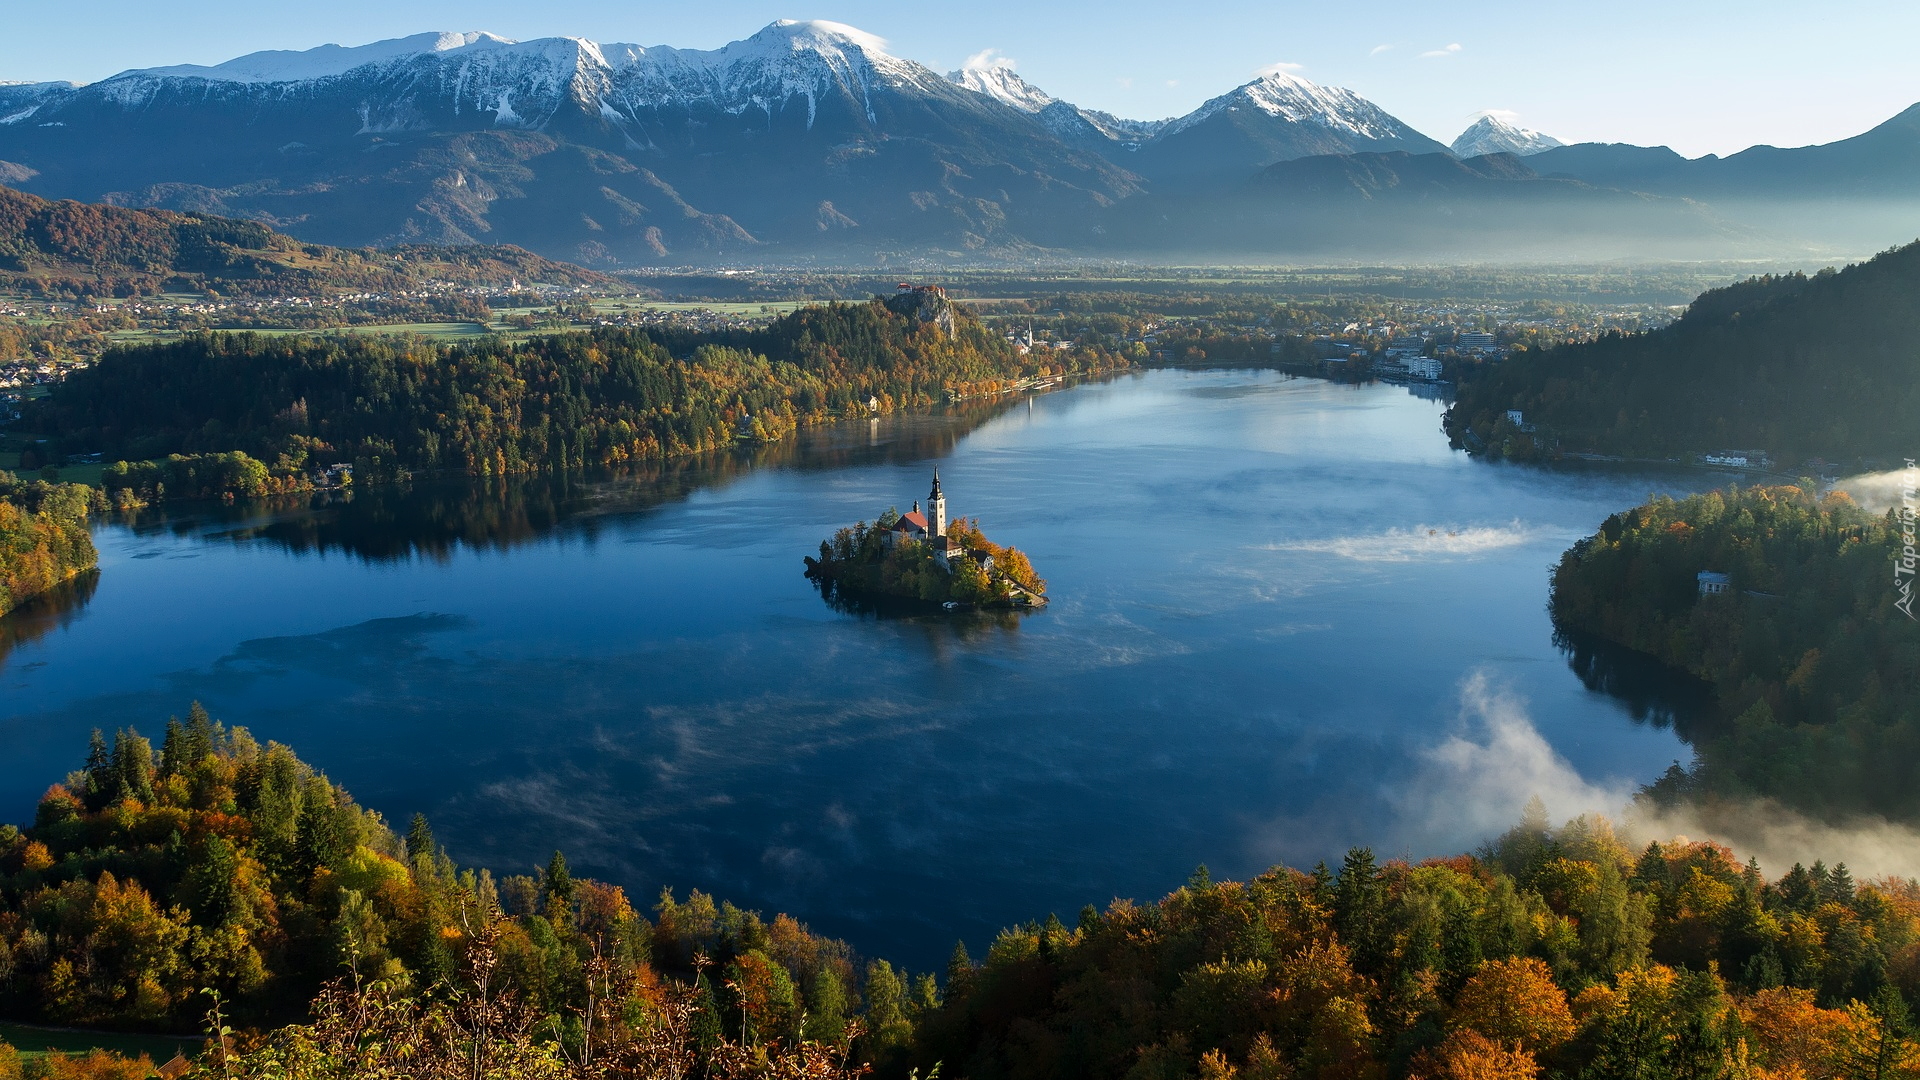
0 184 613 297
1446 237 1920 465
1552 485 1920 820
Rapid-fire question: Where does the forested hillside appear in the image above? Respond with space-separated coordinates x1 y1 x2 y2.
0 473 96 617
0 184 611 297
27 299 1127 484
1446 239 1920 464
9 719 1920 1078
1551 486 1920 818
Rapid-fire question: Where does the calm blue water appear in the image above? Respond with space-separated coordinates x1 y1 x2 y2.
0 370 1716 971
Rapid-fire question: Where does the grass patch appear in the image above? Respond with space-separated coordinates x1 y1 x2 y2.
0 1020 199 1063
35 461 107 487
209 321 496 339
337 321 495 338
626 301 814 315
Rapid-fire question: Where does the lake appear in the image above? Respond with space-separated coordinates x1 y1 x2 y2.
0 368 1718 972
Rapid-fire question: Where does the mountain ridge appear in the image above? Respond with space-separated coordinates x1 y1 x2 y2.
2 23 1917 263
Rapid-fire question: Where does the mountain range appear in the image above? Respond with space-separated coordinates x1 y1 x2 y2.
1 21 1916 265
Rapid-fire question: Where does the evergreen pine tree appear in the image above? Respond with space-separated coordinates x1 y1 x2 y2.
1778 863 1818 912
689 972 724 1060
1827 862 1856 904
406 813 435 864
543 850 575 911
183 702 218 766
1333 848 1386 975
188 834 244 927
112 729 155 805
1309 861 1335 908
82 729 113 811
946 940 975 1001
160 718 187 778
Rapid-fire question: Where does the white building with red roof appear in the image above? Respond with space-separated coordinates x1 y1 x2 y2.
886 471 948 546
881 470 1005 579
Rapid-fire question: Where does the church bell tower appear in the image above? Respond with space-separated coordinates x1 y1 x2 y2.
928 470 947 538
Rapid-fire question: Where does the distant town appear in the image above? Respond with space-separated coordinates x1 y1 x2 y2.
0 266 1697 447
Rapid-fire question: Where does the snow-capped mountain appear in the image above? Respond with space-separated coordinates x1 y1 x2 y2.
1450 114 1564 157
0 21 1137 262
944 60 1167 150
1160 69 1418 144
65 21 971 137
133 32 521 84
1129 69 1446 184
940 60 1425 166
3 21 1900 263
946 59 1055 113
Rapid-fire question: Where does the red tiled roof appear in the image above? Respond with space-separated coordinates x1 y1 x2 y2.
897 511 929 531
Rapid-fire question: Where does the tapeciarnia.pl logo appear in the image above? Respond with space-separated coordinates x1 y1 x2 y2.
1898 457 1918 620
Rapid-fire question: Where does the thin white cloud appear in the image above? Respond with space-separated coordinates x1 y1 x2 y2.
806 20 889 53
1115 76 1134 89
1420 42 1464 58
1256 60 1306 77
1370 43 1395 56
962 47 1016 73
1473 108 1521 122
1263 521 1545 562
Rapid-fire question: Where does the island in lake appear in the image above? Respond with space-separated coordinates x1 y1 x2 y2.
805 471 1047 610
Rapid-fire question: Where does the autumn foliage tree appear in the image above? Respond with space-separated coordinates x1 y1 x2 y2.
0 474 96 616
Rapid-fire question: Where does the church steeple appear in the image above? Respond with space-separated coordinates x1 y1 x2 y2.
927 470 947 538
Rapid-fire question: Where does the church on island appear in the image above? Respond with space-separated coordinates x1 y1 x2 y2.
884 471 994 575
805 468 1044 610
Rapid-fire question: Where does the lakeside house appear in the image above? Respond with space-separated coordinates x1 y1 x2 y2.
1698 571 1732 596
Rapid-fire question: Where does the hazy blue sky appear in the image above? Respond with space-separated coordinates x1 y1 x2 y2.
6 1 1916 157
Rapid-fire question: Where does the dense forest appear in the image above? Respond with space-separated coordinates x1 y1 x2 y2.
27 297 1128 488
0 184 610 298
806 513 1046 608
1550 485 1920 819
0 713 918 1076
0 473 96 617
1445 239 1920 465
11 718 1920 1078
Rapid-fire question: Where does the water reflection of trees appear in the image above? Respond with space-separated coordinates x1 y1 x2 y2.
1553 625 1717 742
111 395 1036 563
0 570 99 667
